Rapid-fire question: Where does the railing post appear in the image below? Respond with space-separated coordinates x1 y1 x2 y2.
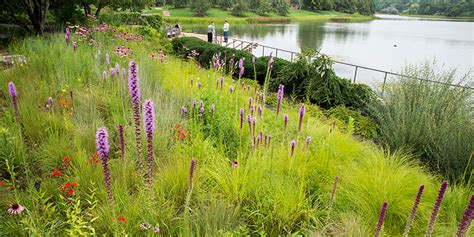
241 41 243 50
232 39 235 48
290 52 294 62
275 49 278 58
353 66 358 83
382 72 388 95
262 46 265 57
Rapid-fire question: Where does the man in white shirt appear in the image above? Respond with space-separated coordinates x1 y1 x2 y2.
207 21 215 43
223 20 230 44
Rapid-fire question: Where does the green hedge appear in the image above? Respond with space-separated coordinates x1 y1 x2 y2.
98 12 162 29
171 37 374 110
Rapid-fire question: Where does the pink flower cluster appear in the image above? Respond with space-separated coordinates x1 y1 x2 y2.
116 32 143 42
115 46 132 58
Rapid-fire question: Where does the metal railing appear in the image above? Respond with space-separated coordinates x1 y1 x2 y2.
210 35 473 92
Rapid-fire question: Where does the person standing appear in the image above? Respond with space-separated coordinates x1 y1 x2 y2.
207 21 215 43
223 20 230 44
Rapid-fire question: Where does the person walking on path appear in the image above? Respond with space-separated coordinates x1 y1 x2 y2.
223 20 230 44
207 21 215 43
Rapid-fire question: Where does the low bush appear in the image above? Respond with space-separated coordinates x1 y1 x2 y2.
325 105 379 139
369 62 474 182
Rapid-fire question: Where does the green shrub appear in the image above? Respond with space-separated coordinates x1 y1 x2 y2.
369 62 474 182
274 49 375 110
326 105 379 139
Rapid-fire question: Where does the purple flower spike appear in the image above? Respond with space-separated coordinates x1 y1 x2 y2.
144 99 155 183
189 159 196 189
276 85 284 117
190 79 193 87
105 53 110 67
193 99 197 110
426 181 448 236
247 114 252 133
239 57 245 78
250 105 255 116
220 77 224 90
258 106 262 118
290 140 296 157
8 81 20 123
72 41 77 52
329 176 339 209
403 184 425 237
211 104 215 115
264 134 268 148
96 127 113 203
8 81 17 98
284 114 289 130
200 106 204 114
65 33 69 46
230 85 233 94
298 103 305 131
128 61 143 167
198 82 202 90
115 63 120 75
122 68 126 79
252 117 256 135
248 97 252 109
375 202 389 237
200 100 203 108
118 125 125 161
239 108 245 130
455 194 474 237
181 106 188 118
110 68 115 79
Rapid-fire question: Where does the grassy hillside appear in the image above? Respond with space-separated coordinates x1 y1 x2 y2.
0 26 471 235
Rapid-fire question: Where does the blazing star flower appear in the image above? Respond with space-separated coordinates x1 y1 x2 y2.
455 194 474 237
110 68 115 79
290 140 296 157
96 127 113 202
239 58 245 78
144 99 155 183
248 97 252 109
250 105 255 116
200 100 203 108
329 176 339 209
65 33 70 46
219 77 224 90
8 203 25 215
8 81 17 98
375 202 389 237
247 85 250 91
426 181 448 236
8 82 19 123
257 106 262 118
118 124 125 160
181 106 188 117
122 68 126 79
200 105 204 114
115 63 120 75
102 71 107 86
276 85 284 117
298 103 305 131
198 82 202 90
72 41 77 52
193 100 197 110
284 114 289 129
229 85 233 94
403 184 425 236
189 159 196 189
252 117 257 135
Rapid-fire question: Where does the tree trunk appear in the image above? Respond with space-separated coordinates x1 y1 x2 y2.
82 1 91 15
95 2 103 17
20 0 49 36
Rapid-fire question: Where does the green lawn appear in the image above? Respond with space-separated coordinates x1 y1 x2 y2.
145 7 375 24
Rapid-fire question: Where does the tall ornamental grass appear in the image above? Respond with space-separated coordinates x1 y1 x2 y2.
370 62 473 183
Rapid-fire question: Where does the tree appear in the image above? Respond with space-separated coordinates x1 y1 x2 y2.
231 0 248 16
173 0 187 8
334 0 357 14
0 0 51 35
251 0 272 16
273 0 290 16
191 0 210 16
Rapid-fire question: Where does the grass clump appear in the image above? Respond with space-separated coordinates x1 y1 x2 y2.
370 62 473 183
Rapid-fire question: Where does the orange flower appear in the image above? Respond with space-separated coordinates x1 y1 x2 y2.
66 189 75 195
117 215 128 224
62 155 71 168
51 169 62 177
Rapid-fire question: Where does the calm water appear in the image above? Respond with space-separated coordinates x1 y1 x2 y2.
188 14 473 87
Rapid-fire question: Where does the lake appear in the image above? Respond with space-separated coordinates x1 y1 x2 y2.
187 14 473 88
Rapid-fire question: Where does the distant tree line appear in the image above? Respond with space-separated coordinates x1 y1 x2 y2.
160 0 376 16
375 0 474 17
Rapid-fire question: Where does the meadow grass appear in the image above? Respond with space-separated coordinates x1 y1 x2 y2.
0 29 471 235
